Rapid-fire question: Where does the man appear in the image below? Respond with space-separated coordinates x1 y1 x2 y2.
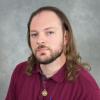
6 6 100 100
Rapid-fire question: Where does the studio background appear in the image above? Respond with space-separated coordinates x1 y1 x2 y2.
0 0 100 100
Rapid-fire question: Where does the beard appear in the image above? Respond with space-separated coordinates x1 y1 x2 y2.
34 44 64 64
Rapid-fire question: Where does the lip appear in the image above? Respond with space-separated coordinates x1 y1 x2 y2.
36 48 48 52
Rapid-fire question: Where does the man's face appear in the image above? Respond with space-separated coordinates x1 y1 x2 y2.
29 11 68 64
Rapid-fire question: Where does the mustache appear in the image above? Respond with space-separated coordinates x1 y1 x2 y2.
36 45 50 51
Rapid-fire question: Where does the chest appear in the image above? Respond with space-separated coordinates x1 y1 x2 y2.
15 74 81 100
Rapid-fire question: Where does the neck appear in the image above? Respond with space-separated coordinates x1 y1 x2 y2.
40 53 66 78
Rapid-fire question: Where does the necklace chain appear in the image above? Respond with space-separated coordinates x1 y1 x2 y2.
41 74 48 96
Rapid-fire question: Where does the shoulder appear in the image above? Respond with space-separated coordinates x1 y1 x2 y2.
14 61 28 72
78 67 99 88
11 61 28 79
8 61 29 88
77 66 100 99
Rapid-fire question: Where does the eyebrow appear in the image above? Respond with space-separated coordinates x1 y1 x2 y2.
30 27 55 32
44 27 55 30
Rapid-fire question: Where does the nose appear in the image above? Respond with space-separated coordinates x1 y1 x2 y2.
37 33 46 45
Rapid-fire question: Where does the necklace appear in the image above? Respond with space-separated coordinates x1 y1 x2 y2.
41 89 48 96
41 74 48 96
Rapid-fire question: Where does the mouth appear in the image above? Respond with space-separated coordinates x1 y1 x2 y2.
36 47 49 53
35 48 49 57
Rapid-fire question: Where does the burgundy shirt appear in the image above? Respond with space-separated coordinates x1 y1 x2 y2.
6 61 100 100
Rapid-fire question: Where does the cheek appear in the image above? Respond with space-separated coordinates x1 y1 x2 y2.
49 40 63 50
30 40 37 51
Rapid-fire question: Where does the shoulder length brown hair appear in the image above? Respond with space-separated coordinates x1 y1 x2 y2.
26 6 89 81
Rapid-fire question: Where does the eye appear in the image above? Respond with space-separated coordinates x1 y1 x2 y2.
46 31 54 35
30 32 38 37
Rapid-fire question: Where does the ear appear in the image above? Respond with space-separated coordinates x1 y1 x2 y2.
64 31 69 46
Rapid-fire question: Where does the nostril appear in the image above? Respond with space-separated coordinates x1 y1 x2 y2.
37 41 45 45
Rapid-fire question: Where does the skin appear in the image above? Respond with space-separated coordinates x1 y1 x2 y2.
30 11 68 78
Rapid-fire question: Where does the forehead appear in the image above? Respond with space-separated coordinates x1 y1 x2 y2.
30 11 62 30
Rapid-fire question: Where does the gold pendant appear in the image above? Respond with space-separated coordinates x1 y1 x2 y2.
41 89 48 96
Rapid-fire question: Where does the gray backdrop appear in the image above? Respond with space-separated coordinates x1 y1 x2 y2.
0 0 100 100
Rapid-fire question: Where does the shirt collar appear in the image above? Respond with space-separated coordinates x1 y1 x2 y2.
50 63 67 83
33 63 67 83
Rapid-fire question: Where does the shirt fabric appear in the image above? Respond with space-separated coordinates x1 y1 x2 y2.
5 61 100 100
